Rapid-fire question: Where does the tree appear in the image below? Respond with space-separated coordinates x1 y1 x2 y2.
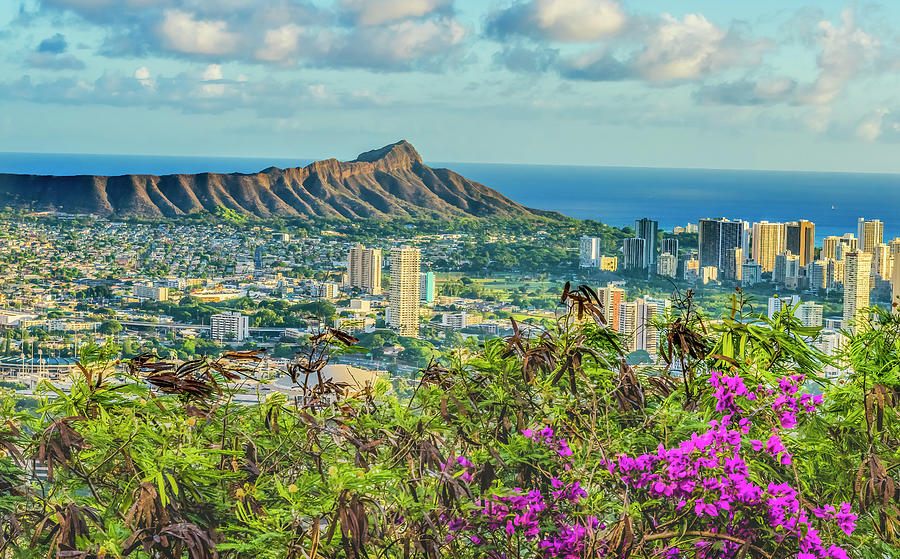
98 319 122 335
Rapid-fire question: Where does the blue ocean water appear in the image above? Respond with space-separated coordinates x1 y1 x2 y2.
2 151 899 241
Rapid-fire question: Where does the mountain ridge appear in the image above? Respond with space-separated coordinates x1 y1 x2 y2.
0 141 555 220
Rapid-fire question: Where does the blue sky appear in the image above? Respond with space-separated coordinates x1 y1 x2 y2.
2 0 900 172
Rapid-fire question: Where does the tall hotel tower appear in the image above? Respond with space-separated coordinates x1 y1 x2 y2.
389 247 421 337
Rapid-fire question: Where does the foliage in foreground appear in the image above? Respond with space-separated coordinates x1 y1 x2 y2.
0 288 898 558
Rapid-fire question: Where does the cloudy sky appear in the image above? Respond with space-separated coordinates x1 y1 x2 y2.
2 0 900 172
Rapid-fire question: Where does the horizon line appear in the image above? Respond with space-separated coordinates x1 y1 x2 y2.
3 149 900 178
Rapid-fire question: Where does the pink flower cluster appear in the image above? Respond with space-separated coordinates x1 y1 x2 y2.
456 456 475 483
445 426 597 558
522 426 574 460
602 372 853 558
447 483 599 559
812 503 857 536
709 370 753 413
710 371 823 430
772 374 823 428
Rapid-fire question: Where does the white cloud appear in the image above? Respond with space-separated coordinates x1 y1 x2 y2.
37 0 468 71
255 24 304 62
799 9 880 106
536 0 625 42
377 18 465 61
134 66 154 89
855 108 889 141
157 9 239 55
200 64 225 97
339 0 452 26
700 8 882 109
636 14 733 81
328 17 466 70
531 0 625 42
201 64 223 80
308 84 327 100
487 0 625 42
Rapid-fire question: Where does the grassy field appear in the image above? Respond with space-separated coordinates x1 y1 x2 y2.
435 273 557 293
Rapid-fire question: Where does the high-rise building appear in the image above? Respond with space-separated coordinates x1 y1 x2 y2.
889 238 900 258
774 251 801 286
741 262 762 286
808 260 831 294
843 251 873 331
701 266 718 284
858 218 884 254
580 236 617 270
622 237 646 270
211 311 250 341
893 254 900 313
579 236 602 268
767 296 823 328
751 221 785 273
389 247 421 336
657 252 677 278
348 244 382 295
684 257 700 281
797 302 824 328
768 295 801 318
830 234 858 262
317 282 341 299
832 259 845 290
598 284 626 329
618 301 638 351
822 236 840 260
618 298 669 358
873 243 892 279
699 218 748 277
785 220 815 266
634 218 659 268
660 238 679 258
641 298 669 358
726 247 743 281
419 271 435 303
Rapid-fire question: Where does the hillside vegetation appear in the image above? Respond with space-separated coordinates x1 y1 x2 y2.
0 287 897 558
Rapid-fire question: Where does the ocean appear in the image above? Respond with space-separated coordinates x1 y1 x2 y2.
2 151 899 241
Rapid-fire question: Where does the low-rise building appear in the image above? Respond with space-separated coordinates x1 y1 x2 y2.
211 311 250 341
441 312 468 329
133 283 168 302
701 266 718 285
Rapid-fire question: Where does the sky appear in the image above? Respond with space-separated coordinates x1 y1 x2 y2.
2 0 900 172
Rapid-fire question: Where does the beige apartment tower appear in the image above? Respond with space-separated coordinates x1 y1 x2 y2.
873 243 892 279
389 247 421 336
751 221 785 273
857 218 884 254
822 236 840 260
843 251 873 331
618 298 668 358
348 244 382 295
598 284 626 331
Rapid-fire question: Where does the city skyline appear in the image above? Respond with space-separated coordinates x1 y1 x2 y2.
4 2 900 173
